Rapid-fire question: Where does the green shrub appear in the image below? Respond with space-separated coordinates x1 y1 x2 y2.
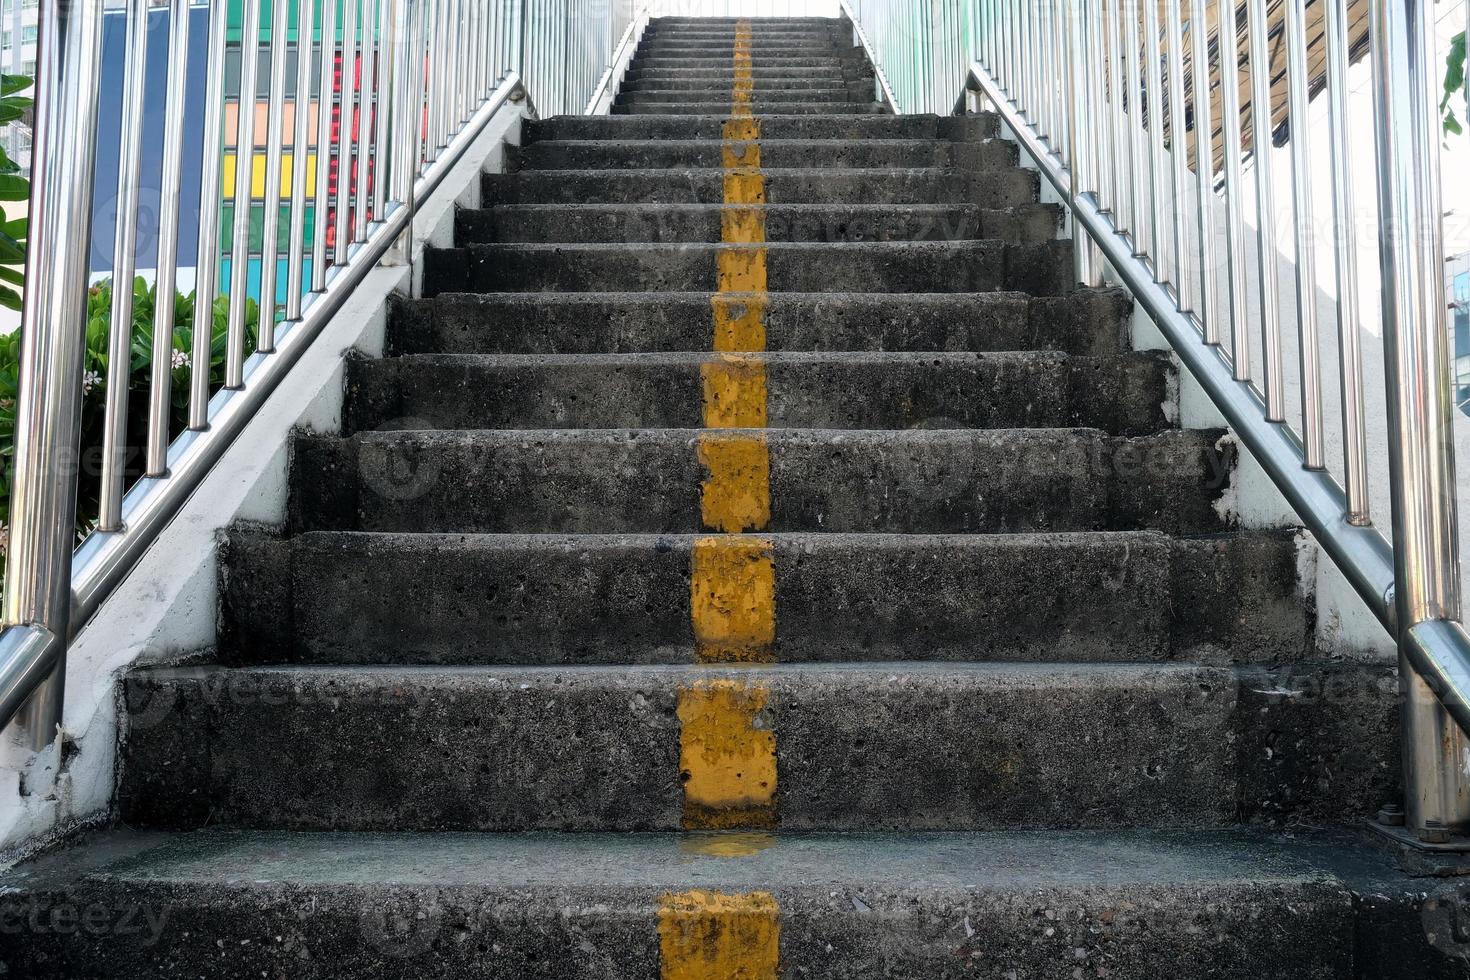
0 279 257 582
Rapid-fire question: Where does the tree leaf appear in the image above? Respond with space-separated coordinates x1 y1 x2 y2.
0 175 27 202
0 74 32 96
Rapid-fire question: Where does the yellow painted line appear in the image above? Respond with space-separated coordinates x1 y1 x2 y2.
691 536 776 662
678 832 777 857
672 18 779 854
702 354 769 429
716 246 768 295
697 434 771 533
677 679 777 828
710 294 767 353
732 21 756 117
658 889 780 980
223 152 318 199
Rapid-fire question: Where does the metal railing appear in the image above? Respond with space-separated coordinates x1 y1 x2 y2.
845 0 1470 843
0 0 642 752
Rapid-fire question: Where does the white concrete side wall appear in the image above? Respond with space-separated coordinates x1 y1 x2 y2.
1002 115 1397 662
0 103 526 861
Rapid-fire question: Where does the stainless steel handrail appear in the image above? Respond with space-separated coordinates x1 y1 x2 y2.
847 0 1470 843
0 0 633 751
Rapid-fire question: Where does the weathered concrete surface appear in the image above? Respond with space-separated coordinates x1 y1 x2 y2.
286 428 1231 534
421 240 1074 296
387 289 1132 357
6 828 1423 979
522 113 996 141
481 167 1040 206
343 350 1167 434
456 202 1061 244
614 101 888 115
617 89 871 106
506 138 1018 171
117 662 1240 831
216 529 1305 666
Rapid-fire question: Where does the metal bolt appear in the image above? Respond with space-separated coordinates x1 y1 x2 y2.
1377 802 1406 827
1418 819 1454 844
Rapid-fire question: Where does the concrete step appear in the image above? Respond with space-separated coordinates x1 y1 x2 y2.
507 139 1017 171
615 89 868 105
286 428 1228 536
217 529 1305 667
523 113 996 141
481 167 1038 207
455 202 1059 244
420 241 1073 297
620 74 871 90
343 350 1171 436
624 66 876 81
118 658 1389 831
615 101 886 115
628 56 870 69
0 827 1430 979
636 41 860 54
618 82 876 99
386 290 1133 357
646 27 844 37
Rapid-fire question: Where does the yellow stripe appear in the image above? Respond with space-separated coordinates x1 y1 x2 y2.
677 679 778 829
702 354 769 428
658 889 780 980
711 294 768 353
698 433 771 533
223 153 318 200
691 536 776 663
731 21 756 118
673 18 778 850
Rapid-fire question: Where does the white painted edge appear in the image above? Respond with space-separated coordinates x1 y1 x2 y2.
0 100 527 864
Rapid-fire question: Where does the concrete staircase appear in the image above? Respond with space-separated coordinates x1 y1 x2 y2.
0 15 1458 979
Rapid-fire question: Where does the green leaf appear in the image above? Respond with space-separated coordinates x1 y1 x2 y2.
0 74 32 97
0 285 20 311
0 266 24 286
0 232 23 266
0 175 27 202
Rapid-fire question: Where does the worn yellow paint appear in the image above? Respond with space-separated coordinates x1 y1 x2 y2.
722 170 767 207
722 117 761 142
658 889 780 979
722 207 767 244
678 832 778 857
702 355 769 429
677 679 777 828
698 435 771 534
717 247 768 294
710 294 768 353
691 536 775 661
721 139 761 170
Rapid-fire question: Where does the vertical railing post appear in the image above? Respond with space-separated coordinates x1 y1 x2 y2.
1068 0 1100 286
2 0 106 751
1370 0 1470 842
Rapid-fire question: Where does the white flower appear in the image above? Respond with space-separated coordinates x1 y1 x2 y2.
81 371 101 394
171 349 189 370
